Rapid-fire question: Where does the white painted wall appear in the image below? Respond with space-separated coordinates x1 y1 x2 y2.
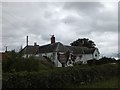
82 54 93 64
35 49 100 67
57 60 62 67
75 54 83 62
73 54 92 64
23 54 34 58
41 52 54 62
54 52 58 67
74 49 100 64
55 52 63 67
93 49 100 60
38 52 62 67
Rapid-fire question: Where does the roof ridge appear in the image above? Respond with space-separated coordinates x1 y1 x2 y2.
39 42 60 47
55 42 60 51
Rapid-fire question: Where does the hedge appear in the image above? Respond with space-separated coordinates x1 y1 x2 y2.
2 64 119 88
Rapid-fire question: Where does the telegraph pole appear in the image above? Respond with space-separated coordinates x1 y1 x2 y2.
26 36 28 46
26 36 28 58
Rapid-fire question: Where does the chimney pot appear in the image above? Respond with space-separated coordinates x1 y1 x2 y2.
51 35 55 44
34 42 37 46
26 36 28 46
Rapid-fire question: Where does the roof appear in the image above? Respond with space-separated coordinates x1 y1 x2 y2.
20 45 39 54
20 42 97 55
66 46 96 54
37 42 71 53
84 48 96 54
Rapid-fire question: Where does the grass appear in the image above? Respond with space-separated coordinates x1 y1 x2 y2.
74 77 119 88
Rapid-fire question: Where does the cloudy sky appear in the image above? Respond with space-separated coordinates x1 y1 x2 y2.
1 1 118 58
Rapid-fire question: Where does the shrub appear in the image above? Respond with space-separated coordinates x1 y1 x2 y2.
2 51 53 72
2 64 118 88
2 56 41 72
87 57 117 65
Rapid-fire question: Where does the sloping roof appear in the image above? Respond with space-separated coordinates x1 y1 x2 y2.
20 42 97 55
20 45 39 54
84 48 96 54
66 46 96 54
66 46 84 54
37 42 71 53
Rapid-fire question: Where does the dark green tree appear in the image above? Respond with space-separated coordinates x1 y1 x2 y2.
2 50 40 72
70 38 96 48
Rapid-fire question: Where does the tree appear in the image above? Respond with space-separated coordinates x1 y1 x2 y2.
99 57 116 64
2 50 40 72
70 38 96 48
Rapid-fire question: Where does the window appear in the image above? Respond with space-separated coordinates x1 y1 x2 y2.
95 54 97 57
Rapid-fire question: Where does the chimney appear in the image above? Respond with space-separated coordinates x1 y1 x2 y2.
34 42 39 46
34 42 37 46
51 35 55 44
26 36 28 46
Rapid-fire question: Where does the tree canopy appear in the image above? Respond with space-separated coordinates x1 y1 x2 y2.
70 38 96 48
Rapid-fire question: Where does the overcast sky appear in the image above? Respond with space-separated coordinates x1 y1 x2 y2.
1 2 118 58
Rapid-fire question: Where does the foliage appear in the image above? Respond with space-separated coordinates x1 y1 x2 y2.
70 38 96 48
2 51 119 88
2 50 22 72
87 57 117 65
2 51 53 73
2 64 119 88
76 77 119 88
99 56 116 61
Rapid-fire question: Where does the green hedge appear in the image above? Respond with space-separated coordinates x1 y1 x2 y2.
2 64 119 88
2 56 53 73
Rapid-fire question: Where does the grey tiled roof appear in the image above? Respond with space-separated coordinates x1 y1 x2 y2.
20 45 39 54
20 42 97 54
66 46 96 54
37 42 71 53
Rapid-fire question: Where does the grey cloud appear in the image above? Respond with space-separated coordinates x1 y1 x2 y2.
1 2 118 58
44 11 53 19
64 2 103 10
63 2 117 33
63 2 104 15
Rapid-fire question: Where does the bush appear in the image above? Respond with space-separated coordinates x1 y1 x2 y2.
2 64 118 88
2 72 48 88
2 51 54 72
3 56 41 72
99 57 116 64
87 57 117 65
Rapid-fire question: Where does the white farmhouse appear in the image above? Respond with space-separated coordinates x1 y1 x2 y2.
20 42 39 58
67 46 99 64
20 35 100 67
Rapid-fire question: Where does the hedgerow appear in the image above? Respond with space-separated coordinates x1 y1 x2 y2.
2 64 119 88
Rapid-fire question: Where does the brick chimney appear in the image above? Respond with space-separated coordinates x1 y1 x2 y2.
34 42 37 46
34 42 39 46
51 35 55 44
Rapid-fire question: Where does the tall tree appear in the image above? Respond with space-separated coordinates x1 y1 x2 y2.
70 38 96 48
